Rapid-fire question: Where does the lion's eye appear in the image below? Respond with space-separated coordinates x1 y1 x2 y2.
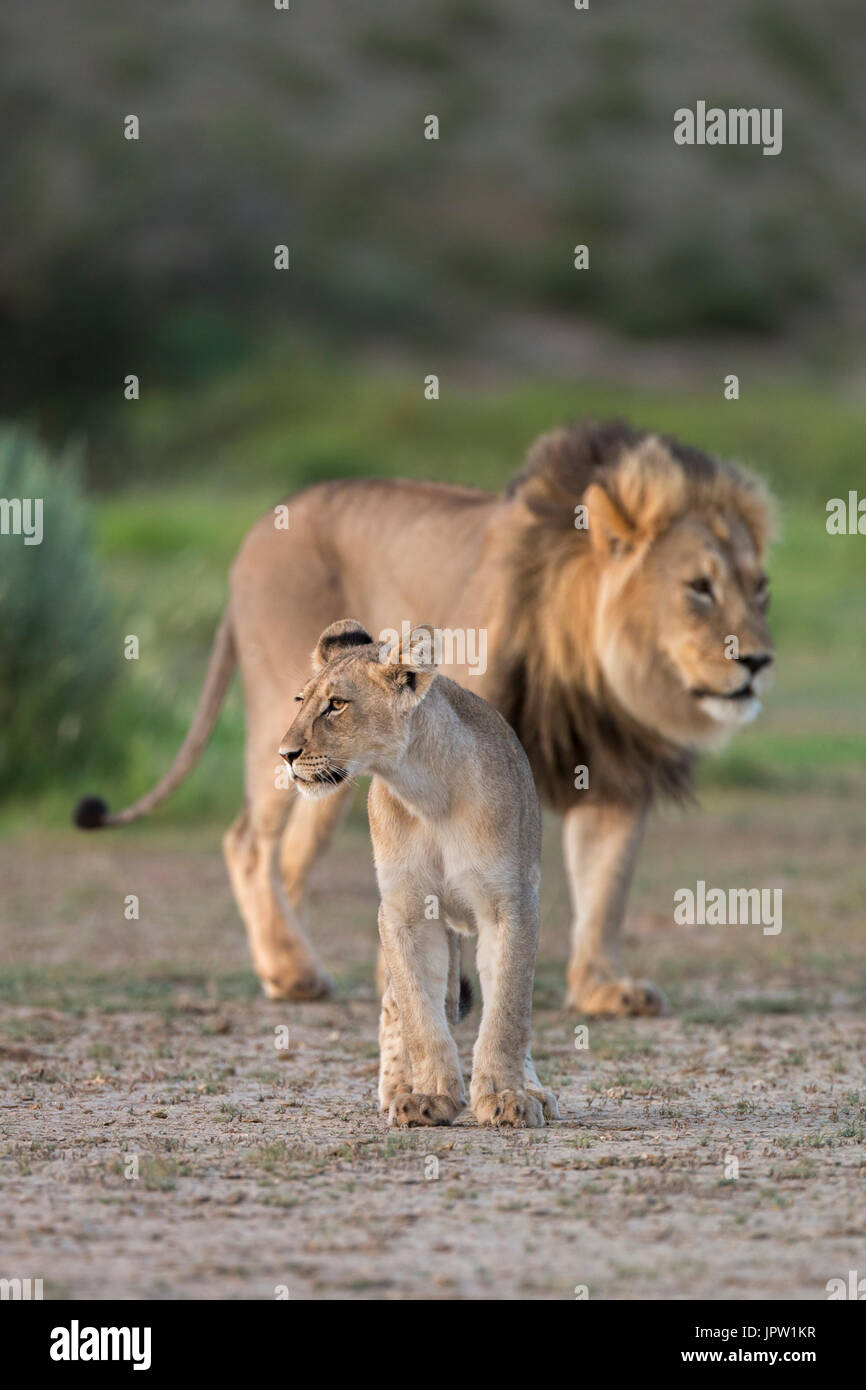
293 694 304 703
755 577 770 605
687 577 715 601
328 697 347 714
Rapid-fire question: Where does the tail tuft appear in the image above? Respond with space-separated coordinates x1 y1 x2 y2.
458 974 474 1022
73 795 109 830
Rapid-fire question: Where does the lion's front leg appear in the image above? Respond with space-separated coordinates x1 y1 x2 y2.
563 799 665 1017
378 906 465 1127
470 900 553 1129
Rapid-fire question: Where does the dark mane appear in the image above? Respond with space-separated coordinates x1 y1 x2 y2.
493 652 697 811
489 421 706 811
505 418 718 512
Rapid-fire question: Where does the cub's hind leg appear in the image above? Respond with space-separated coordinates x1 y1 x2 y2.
444 927 462 1027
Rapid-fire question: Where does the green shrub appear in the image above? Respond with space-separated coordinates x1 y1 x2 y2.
0 428 120 794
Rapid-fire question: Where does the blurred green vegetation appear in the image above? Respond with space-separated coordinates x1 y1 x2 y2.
0 429 121 794
3 342 864 829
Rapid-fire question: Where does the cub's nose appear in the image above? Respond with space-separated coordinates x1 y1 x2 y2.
738 652 773 676
279 745 302 766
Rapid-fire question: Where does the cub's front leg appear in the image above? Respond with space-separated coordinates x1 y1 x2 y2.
377 974 412 1113
470 899 558 1129
378 905 465 1127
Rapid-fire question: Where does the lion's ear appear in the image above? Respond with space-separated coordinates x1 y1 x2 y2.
312 619 372 672
588 438 687 552
615 437 687 538
584 483 635 555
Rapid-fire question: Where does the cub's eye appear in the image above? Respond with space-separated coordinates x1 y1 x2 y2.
687 577 715 601
755 576 770 607
293 694 304 703
328 697 348 714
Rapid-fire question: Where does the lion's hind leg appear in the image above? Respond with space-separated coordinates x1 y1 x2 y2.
223 794 330 1001
279 780 353 911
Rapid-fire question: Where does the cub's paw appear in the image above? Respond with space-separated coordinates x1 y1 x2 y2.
474 1089 546 1129
378 1072 412 1114
388 1092 463 1128
526 1086 561 1122
567 975 665 1018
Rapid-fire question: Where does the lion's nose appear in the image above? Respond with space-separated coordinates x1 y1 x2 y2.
279 745 302 766
738 652 773 676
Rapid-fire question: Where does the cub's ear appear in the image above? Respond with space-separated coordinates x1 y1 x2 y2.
375 662 437 705
378 623 437 670
312 619 373 672
375 623 437 705
583 483 635 556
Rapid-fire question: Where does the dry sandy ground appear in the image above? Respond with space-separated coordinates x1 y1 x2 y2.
1 797 864 1301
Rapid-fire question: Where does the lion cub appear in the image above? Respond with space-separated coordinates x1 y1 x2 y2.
279 619 559 1129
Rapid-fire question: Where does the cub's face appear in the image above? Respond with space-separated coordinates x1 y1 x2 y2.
595 512 774 748
278 622 433 797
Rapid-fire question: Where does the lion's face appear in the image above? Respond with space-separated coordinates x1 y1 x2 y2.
278 620 434 797
592 504 774 749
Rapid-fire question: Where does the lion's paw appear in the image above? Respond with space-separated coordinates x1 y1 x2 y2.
567 976 665 1018
261 968 333 1002
473 1089 546 1129
388 1092 463 1127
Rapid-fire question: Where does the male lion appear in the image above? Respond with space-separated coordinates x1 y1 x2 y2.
279 618 559 1128
75 421 774 1015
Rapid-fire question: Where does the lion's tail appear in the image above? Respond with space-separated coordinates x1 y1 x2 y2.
73 609 236 830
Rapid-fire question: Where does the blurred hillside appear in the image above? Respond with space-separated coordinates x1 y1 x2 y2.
2 0 865 442
2 0 864 823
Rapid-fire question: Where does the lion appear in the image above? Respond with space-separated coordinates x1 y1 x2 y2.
279 617 559 1127
75 420 775 1016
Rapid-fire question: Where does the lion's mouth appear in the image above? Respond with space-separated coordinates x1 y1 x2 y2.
691 682 755 703
690 681 763 731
